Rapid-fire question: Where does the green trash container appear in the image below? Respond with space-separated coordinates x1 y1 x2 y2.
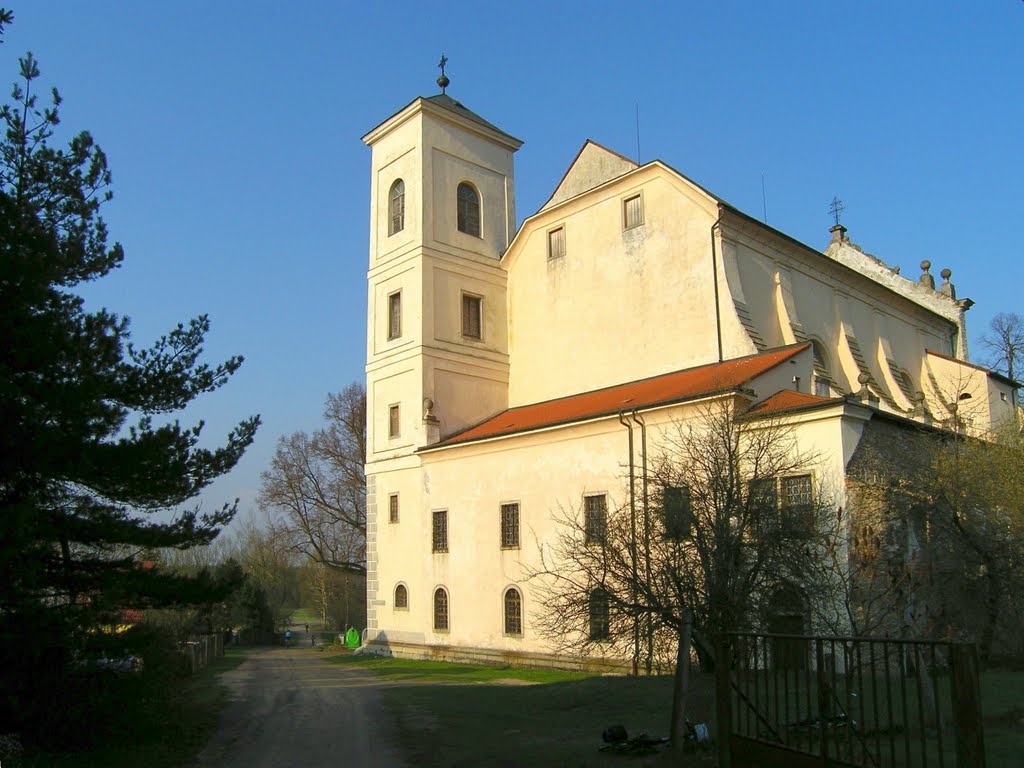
344 627 361 648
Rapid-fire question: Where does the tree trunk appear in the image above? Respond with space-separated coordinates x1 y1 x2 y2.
670 613 693 755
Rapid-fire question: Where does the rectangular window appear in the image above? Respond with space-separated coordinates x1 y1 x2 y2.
548 226 565 259
388 404 400 439
389 493 399 524
662 485 693 541
500 503 520 548
749 477 778 533
781 474 814 533
584 494 607 545
432 509 448 553
387 291 401 340
623 194 644 230
462 294 482 339
589 588 610 641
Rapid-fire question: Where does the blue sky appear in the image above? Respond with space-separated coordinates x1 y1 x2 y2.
3 2 1021 529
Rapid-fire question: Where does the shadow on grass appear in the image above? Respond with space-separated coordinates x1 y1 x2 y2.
380 673 717 768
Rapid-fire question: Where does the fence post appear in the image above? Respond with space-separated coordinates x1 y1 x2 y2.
816 639 830 765
950 644 985 768
715 635 732 768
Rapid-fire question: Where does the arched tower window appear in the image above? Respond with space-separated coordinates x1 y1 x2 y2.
457 182 480 237
394 583 408 609
388 179 405 236
433 587 449 631
503 587 523 636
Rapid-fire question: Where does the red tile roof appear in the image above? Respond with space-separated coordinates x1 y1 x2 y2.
744 389 839 417
425 344 810 450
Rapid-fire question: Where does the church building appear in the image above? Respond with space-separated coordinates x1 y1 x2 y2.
361 77 1017 667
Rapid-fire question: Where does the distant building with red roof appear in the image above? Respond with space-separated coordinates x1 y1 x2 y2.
359 84 1018 667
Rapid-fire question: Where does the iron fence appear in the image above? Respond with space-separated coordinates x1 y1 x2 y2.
716 633 985 768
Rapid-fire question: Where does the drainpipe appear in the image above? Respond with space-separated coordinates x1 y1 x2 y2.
618 410 639 677
632 409 653 675
711 214 724 363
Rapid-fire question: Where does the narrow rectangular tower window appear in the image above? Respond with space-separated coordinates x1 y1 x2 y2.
388 404 400 439
432 509 448 552
389 493 399 524
387 291 401 340
462 294 482 339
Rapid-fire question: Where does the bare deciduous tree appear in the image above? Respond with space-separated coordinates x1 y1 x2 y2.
258 383 367 576
981 311 1024 385
529 396 834 752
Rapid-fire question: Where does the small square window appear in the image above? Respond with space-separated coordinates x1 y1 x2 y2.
387 291 401 340
584 494 607 545
623 194 644 230
548 226 565 259
432 509 448 553
389 494 399 524
462 294 482 340
388 404 400 439
500 503 520 548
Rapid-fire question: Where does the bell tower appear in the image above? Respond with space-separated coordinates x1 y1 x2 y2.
361 68 522 636
362 70 522 462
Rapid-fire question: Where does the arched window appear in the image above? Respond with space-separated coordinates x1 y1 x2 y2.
503 587 523 636
588 587 610 641
433 587 449 631
388 179 405 236
457 182 480 237
394 583 408 609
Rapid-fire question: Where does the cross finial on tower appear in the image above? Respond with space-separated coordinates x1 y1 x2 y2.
829 195 845 227
437 54 450 94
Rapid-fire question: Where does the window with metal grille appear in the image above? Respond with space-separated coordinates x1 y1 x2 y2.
548 226 565 259
462 294 481 339
457 182 480 237
388 404 400 439
584 494 607 545
623 194 643 230
389 494 399 524
504 588 523 635
388 179 405 236
589 587 610 640
500 503 520 548
394 583 408 609
387 291 401 340
781 474 814 533
432 509 448 552
749 477 778 533
662 484 693 541
433 587 449 631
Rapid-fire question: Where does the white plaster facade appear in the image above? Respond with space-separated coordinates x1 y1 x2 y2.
362 90 1017 667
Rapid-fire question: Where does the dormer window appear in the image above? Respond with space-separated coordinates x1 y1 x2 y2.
457 182 481 237
389 179 405 236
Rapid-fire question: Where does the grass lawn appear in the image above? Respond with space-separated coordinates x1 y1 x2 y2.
326 652 1023 767
325 652 717 767
288 607 321 626
12 649 246 768
980 669 1024 768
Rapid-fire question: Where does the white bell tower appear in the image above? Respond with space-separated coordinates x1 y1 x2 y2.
361 69 522 636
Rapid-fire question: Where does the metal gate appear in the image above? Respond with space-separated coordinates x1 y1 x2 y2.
715 633 986 767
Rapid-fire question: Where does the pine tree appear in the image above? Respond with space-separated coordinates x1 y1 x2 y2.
0 49 259 733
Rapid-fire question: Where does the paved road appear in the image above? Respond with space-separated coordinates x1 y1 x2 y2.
192 640 407 768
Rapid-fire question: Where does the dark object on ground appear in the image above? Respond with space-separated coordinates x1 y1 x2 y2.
599 720 711 755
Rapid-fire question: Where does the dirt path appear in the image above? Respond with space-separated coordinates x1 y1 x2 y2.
192 642 407 768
